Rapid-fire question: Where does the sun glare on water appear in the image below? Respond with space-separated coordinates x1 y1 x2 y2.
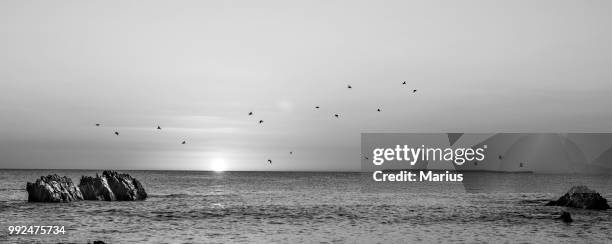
210 158 227 172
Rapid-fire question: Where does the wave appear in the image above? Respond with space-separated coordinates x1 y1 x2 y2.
148 193 193 198
518 199 550 205
148 193 243 199
0 188 25 191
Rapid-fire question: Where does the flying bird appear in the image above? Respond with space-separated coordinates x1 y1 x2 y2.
347 85 352 89
315 106 320 109
413 89 417 93
114 131 119 136
377 108 381 112
157 126 162 130
334 114 339 118
181 141 186 145
95 123 101 127
290 151 293 155
268 159 272 164
248 112 253 116
259 120 264 124
402 81 406 85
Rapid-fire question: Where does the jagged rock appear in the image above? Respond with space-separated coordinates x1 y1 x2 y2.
26 174 83 202
79 174 116 201
546 185 610 210
557 211 573 223
27 171 146 203
102 171 147 201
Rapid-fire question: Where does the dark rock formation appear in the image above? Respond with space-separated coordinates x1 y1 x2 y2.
27 171 146 203
26 174 84 202
79 174 116 201
557 211 573 223
101 171 147 201
546 185 610 210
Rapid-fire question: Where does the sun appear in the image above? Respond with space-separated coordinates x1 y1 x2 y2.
210 158 227 172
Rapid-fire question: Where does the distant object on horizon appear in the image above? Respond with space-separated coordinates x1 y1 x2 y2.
248 112 253 116
157 126 161 130
259 120 264 124
267 159 272 164
114 131 119 136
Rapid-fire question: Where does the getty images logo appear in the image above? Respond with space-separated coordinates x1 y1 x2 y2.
371 145 488 166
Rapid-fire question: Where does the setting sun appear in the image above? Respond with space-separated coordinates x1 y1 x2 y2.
210 158 227 172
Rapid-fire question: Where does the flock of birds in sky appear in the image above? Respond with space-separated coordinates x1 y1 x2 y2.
95 123 186 144
95 82 418 166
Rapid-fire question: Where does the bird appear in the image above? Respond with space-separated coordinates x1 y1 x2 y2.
114 131 119 136
413 89 417 93
157 126 162 130
377 108 381 112
347 85 352 89
498 155 503 160
259 120 264 124
364 156 369 160
315 106 320 109
402 81 406 85
181 141 186 145
334 114 339 118
248 112 253 116
95 123 101 127
267 159 272 164
290 151 293 155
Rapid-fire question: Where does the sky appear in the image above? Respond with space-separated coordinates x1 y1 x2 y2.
1 0 612 171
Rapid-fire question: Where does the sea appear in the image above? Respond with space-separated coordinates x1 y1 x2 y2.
0 170 611 243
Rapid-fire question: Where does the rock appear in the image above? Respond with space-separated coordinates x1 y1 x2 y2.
557 211 573 223
79 171 147 201
26 174 83 202
546 185 610 210
79 174 116 201
27 171 146 203
101 171 147 201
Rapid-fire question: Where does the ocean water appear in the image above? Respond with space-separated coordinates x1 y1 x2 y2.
0 170 611 243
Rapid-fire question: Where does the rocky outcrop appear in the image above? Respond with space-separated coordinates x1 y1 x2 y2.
26 174 84 202
546 185 610 210
100 171 147 201
79 174 116 201
27 171 147 202
557 211 573 223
